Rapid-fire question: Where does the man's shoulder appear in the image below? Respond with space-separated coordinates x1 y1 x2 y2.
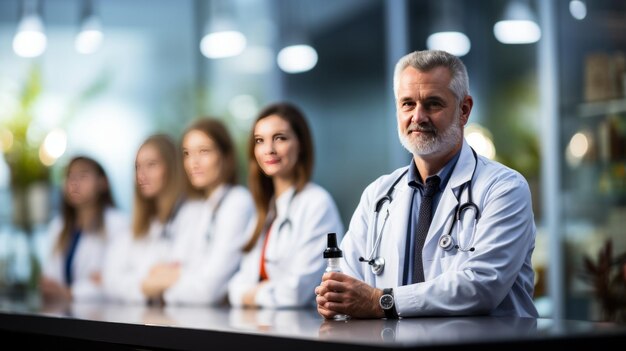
480 155 525 177
476 156 530 191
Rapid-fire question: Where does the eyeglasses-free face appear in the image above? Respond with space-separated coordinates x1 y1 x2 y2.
253 115 300 182
64 160 105 208
135 144 167 199
182 129 224 192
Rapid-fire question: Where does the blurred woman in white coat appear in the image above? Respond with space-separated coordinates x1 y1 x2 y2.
160 118 254 305
228 102 344 309
40 156 129 303
102 134 205 304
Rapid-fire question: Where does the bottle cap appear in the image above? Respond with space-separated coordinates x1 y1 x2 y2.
323 232 343 258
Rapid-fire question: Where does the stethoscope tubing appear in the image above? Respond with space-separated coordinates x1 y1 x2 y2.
261 190 297 263
205 186 232 240
363 148 480 276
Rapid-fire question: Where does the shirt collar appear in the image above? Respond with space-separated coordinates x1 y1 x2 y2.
407 148 462 191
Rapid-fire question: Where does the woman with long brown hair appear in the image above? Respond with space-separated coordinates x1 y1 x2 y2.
102 134 205 304
159 117 254 305
228 102 344 308
40 156 129 302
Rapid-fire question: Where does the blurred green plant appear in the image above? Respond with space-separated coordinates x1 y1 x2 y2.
489 74 541 180
581 239 626 323
1 63 111 232
1 64 49 191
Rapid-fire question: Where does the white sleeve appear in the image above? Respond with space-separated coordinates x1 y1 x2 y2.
73 209 130 302
227 217 262 308
101 233 149 304
41 216 64 282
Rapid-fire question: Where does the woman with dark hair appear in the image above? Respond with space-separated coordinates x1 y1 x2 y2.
102 134 205 305
41 156 129 302
228 102 344 309
159 117 254 305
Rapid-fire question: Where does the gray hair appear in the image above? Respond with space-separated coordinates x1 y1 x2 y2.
393 50 469 102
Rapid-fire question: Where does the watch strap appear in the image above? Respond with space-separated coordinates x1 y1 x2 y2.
382 288 399 319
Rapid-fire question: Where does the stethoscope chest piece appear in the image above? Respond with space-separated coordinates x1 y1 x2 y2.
438 234 454 251
370 257 385 275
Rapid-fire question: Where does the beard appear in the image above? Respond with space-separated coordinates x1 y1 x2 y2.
398 114 463 157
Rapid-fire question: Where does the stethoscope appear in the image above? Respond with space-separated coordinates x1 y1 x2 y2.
261 190 296 263
266 190 296 234
161 197 184 239
360 148 480 276
277 191 296 234
358 169 407 275
205 186 231 240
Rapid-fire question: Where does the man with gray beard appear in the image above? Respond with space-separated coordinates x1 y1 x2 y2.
315 50 538 319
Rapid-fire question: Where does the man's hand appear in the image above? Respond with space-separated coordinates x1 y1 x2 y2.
314 272 385 319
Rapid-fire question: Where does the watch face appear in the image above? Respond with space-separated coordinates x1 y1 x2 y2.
380 294 394 309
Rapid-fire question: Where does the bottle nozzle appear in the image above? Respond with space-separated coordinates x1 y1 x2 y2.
323 233 342 258
328 232 338 248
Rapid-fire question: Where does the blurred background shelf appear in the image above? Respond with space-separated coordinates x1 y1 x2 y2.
578 98 626 118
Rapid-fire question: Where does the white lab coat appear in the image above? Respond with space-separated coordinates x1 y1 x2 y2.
42 207 129 302
228 183 344 308
340 140 538 318
163 185 255 305
102 198 207 304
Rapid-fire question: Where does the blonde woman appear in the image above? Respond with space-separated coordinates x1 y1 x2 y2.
41 156 128 303
228 102 344 309
102 134 204 304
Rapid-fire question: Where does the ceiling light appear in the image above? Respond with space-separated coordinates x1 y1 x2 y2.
276 1 318 74
277 44 318 74
493 0 541 44
75 0 103 54
569 0 587 20
426 0 471 56
200 30 247 59
13 0 47 58
427 32 471 57
200 1 246 59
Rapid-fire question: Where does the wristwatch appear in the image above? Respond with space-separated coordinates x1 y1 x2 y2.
379 288 399 319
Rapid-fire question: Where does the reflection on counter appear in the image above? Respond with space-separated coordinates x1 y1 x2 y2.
318 316 538 345
229 307 321 339
2 297 624 349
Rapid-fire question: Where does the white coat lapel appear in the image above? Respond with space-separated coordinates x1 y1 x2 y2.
377 178 412 287
424 141 476 250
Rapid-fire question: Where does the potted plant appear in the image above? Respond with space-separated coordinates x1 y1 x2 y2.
581 238 626 323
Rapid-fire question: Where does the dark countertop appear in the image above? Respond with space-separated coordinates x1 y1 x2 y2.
1 296 625 350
